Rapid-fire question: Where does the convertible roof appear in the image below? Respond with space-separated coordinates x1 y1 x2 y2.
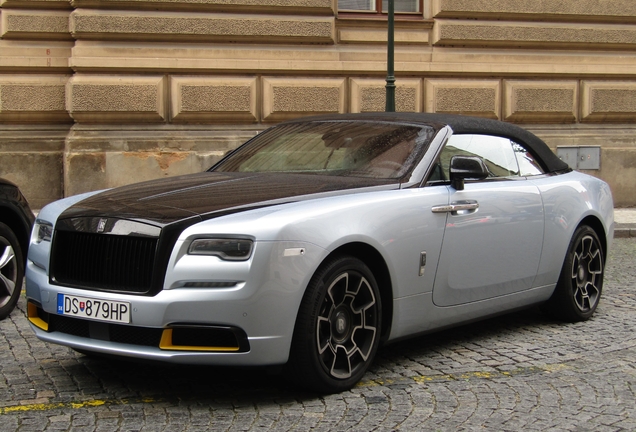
283 113 570 174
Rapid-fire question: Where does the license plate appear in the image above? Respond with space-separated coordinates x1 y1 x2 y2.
57 293 131 324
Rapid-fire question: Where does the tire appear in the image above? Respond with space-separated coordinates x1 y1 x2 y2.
287 255 382 393
545 225 604 322
0 222 24 320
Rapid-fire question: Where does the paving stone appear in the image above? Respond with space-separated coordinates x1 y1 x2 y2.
1 238 636 430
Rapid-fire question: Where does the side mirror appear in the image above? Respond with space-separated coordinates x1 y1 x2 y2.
449 155 489 191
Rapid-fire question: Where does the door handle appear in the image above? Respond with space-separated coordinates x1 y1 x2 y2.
431 200 479 214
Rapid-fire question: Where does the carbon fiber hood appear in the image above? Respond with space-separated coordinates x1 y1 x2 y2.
58 172 399 227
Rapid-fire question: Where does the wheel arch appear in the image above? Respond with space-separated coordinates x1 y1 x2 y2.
577 215 608 264
323 242 394 343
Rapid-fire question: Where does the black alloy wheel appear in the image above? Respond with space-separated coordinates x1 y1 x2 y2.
545 225 604 322
288 255 381 393
0 222 24 320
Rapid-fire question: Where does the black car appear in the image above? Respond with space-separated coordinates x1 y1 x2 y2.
0 178 35 319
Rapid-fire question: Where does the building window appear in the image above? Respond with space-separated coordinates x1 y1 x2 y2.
338 0 420 14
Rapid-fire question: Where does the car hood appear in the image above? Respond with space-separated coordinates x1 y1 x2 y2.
58 172 399 226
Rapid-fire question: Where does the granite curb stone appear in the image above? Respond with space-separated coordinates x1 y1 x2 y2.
613 208 636 238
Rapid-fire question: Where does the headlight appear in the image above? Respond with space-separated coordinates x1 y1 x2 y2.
32 220 53 244
188 238 253 261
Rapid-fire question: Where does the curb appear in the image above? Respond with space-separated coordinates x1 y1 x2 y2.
614 228 636 238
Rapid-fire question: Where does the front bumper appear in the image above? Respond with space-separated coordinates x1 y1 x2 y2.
25 240 324 366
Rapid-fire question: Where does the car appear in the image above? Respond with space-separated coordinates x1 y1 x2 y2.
25 113 614 393
0 178 35 320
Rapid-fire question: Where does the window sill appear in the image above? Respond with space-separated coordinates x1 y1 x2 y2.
337 13 434 24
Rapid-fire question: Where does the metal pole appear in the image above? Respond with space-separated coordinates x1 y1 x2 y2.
385 0 396 112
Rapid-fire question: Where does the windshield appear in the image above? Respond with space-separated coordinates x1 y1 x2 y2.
212 121 435 179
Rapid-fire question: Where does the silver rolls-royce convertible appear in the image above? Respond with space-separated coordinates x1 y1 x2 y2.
26 113 614 393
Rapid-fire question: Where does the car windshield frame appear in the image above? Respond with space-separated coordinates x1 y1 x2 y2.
211 120 436 181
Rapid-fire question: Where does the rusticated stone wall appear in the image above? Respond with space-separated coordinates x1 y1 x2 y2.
431 0 636 22
1 0 636 208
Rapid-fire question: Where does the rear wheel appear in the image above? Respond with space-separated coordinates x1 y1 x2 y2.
288 256 381 393
545 225 604 322
0 222 24 320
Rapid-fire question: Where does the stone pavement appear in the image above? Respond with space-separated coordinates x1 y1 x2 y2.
0 241 635 431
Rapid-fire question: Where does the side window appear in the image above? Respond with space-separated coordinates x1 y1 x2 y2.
513 141 545 176
427 134 546 184
437 134 519 181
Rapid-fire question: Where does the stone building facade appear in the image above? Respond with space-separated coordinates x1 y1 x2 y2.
1 0 635 209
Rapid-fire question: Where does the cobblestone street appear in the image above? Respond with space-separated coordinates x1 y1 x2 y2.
1 238 635 431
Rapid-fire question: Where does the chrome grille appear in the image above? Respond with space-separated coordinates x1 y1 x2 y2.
51 230 158 293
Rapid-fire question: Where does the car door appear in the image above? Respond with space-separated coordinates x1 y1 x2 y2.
430 134 545 307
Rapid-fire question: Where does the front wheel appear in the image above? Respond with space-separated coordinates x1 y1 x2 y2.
287 256 381 393
0 222 24 320
545 225 604 322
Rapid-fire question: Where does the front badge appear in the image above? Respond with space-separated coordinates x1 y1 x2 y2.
97 218 107 233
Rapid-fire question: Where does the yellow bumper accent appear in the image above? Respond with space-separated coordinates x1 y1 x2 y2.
159 328 240 352
27 302 49 331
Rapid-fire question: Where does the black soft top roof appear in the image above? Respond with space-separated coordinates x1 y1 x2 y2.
284 113 569 174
